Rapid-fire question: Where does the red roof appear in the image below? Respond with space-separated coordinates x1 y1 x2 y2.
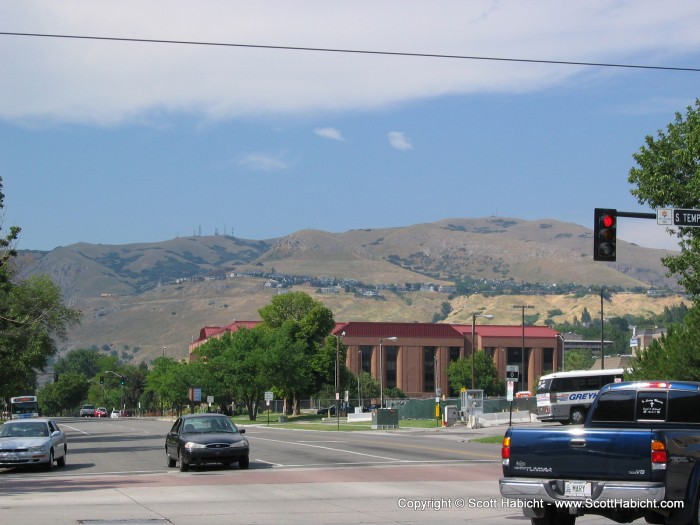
333 322 464 339
195 321 559 345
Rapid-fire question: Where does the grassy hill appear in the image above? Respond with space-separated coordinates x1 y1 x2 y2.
64 277 690 364
15 216 685 364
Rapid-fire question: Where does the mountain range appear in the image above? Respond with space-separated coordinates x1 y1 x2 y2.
16 217 682 363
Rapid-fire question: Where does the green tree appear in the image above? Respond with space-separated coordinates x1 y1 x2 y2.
259 291 336 415
628 305 700 380
628 99 700 297
564 349 595 371
0 179 81 398
446 353 503 397
145 357 192 416
54 348 102 378
38 372 90 416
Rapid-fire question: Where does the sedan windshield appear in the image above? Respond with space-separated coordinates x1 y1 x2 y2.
0 422 49 438
182 417 237 434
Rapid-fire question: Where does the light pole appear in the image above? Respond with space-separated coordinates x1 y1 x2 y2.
471 313 494 389
513 305 534 392
357 349 362 408
379 336 397 409
335 332 345 429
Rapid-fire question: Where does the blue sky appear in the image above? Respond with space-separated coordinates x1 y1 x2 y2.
1 1 699 252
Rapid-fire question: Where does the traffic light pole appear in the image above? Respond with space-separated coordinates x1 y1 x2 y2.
616 211 656 220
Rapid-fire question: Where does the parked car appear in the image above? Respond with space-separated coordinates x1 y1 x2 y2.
165 413 249 472
120 409 134 417
0 418 67 470
94 407 108 418
317 404 355 416
79 404 95 417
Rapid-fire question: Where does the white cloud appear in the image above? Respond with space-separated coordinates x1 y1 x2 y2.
237 153 289 171
388 131 413 151
1 1 699 124
314 127 345 141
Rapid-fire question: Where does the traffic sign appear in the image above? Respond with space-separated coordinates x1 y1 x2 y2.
506 365 519 381
506 380 514 402
673 209 700 227
657 208 700 227
264 391 273 401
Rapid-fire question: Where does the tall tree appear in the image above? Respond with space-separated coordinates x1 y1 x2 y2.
259 291 337 414
628 305 700 381
628 99 700 297
0 177 81 399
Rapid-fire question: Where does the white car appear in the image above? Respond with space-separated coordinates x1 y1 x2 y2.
0 418 67 470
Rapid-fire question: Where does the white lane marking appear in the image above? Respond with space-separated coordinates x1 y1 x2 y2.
250 435 401 462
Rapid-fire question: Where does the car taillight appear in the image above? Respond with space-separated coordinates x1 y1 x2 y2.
501 436 511 466
651 439 667 470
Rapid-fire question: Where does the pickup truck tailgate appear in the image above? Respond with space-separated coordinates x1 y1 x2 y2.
507 427 654 481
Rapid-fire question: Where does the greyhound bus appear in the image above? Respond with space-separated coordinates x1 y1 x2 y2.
536 368 625 424
10 396 40 419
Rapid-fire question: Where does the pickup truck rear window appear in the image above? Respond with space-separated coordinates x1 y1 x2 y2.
637 392 667 421
591 390 636 422
668 390 700 423
592 389 700 423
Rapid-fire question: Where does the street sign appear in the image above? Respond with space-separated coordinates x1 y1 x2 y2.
264 391 273 401
506 365 519 381
657 208 700 227
657 208 673 225
673 209 700 227
506 380 514 402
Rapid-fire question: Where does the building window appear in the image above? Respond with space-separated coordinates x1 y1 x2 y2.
543 348 553 374
360 346 372 374
385 346 397 389
424 347 436 393
449 347 460 362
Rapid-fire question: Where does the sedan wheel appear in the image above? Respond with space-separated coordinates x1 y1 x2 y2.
166 448 176 468
45 449 54 471
238 455 250 470
178 450 189 472
56 446 67 468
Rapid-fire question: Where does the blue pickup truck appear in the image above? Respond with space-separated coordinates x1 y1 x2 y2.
500 380 700 525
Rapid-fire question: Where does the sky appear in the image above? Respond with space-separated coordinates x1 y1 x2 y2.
1 1 699 252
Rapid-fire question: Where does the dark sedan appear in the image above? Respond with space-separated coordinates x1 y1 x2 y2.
165 413 249 472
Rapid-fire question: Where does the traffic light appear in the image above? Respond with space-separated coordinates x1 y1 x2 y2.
594 208 617 261
100 376 104 385
120 376 125 385
53 371 59 382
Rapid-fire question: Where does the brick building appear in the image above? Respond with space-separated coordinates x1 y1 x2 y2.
189 321 563 396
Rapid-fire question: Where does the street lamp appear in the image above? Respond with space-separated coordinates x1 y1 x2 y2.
471 313 494 389
513 305 534 392
379 336 397 409
335 331 345 429
357 349 362 408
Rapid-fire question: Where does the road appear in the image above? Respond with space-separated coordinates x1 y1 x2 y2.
0 417 649 525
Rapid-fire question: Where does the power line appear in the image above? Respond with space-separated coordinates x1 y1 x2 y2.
1 31 699 73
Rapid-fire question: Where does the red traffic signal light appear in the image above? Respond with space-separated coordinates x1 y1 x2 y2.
594 208 617 261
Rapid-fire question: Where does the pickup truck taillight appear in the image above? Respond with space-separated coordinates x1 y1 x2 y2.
501 436 510 466
651 439 667 470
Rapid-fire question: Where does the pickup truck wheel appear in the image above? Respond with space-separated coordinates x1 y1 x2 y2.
689 489 700 525
570 408 586 425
